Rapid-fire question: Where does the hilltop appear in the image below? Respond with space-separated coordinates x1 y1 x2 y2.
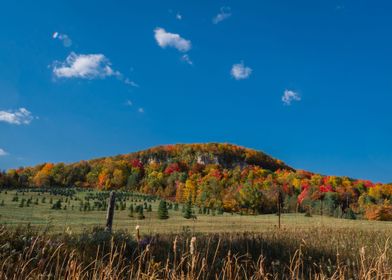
112 143 293 171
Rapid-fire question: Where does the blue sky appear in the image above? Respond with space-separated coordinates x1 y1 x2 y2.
1 0 392 182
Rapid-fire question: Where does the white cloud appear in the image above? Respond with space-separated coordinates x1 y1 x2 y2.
181 54 193 65
231 62 252 80
125 100 133 106
52 31 72 47
53 52 120 79
53 52 121 79
154 27 191 52
138 108 144 113
213 7 232 24
0 149 8 156
282 90 301 105
0 108 34 125
176 13 182 20
124 78 139 87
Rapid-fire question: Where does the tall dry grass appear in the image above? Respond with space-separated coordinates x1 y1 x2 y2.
0 226 390 279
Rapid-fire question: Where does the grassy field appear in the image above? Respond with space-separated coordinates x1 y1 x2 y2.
0 188 391 234
0 189 391 279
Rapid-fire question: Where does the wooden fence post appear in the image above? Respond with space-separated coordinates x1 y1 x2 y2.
105 191 116 232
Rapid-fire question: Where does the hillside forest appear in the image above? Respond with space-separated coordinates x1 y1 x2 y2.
1 143 391 220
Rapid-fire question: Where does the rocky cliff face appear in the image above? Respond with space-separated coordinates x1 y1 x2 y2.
130 143 293 172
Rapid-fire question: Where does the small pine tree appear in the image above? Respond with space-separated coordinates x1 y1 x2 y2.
174 203 179 211
137 206 145 220
147 204 152 212
183 198 193 219
128 204 134 217
158 200 169 219
0 200 4 206
52 200 62 210
19 199 26 208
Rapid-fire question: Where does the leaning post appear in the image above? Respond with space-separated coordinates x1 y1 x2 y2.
105 191 116 232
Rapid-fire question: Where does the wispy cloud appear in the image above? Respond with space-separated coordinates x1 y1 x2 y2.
154 27 191 52
52 32 72 48
53 52 120 79
138 108 144 113
125 100 133 106
176 13 182 20
181 54 193 65
231 62 252 80
0 148 8 156
213 7 232 24
282 90 301 105
0 108 34 125
124 78 139 87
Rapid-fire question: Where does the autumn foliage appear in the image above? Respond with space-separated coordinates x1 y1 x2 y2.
0 143 391 220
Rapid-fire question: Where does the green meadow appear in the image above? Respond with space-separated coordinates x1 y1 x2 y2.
0 189 390 234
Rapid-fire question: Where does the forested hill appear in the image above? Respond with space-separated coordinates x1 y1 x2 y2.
1 143 391 220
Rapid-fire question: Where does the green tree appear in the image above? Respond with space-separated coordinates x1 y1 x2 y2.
51 200 62 210
128 204 134 217
183 198 193 219
157 200 169 219
136 205 145 220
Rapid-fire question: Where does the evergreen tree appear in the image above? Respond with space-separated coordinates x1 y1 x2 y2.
137 205 145 220
183 198 193 219
19 198 26 208
158 200 169 219
128 204 134 217
174 203 179 211
51 200 62 210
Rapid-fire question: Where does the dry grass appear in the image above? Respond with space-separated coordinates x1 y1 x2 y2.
0 226 390 279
